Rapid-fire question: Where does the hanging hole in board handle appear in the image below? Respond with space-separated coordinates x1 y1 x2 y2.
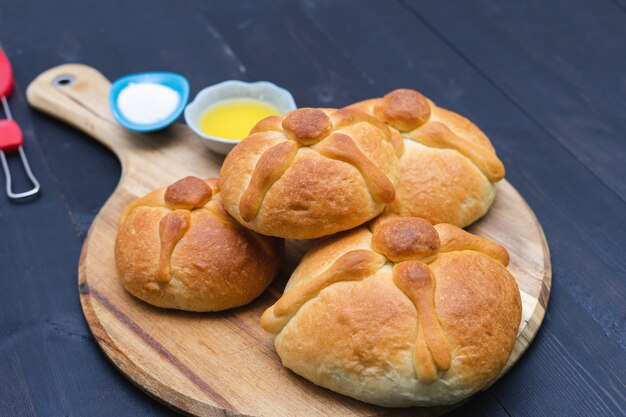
52 74 76 87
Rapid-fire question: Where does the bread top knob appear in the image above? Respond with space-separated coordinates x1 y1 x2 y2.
370 216 440 263
374 89 431 132
164 176 212 210
282 108 333 145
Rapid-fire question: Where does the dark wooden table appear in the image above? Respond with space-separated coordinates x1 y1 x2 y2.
1 1 625 416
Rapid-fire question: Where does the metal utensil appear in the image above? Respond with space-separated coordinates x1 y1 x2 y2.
0 48 40 200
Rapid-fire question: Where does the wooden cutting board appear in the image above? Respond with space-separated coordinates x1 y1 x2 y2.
27 64 551 417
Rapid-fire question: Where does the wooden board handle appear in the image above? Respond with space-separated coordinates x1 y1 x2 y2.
26 64 134 158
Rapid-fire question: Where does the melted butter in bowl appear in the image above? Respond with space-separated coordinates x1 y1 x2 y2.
185 80 297 155
199 99 280 141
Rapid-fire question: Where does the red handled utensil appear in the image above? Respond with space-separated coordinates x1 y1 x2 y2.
0 48 40 199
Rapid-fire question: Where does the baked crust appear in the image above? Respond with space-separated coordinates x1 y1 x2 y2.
220 108 399 239
348 89 505 227
261 215 521 407
115 177 283 312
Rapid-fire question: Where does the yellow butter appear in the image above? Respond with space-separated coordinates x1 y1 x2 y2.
199 99 280 141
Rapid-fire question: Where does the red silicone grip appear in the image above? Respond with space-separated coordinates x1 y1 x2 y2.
0 119 23 152
0 49 14 98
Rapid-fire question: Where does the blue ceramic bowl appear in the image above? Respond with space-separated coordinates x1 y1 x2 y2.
109 72 189 132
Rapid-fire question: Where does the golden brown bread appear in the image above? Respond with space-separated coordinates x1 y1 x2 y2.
115 176 283 312
347 89 505 227
261 215 521 407
220 108 400 239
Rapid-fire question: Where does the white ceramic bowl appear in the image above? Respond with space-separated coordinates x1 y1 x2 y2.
184 80 297 155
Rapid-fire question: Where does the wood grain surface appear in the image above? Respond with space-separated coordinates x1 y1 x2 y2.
26 64 551 417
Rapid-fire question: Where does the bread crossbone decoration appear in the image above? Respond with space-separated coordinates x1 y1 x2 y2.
261 215 521 407
220 108 400 239
348 89 505 227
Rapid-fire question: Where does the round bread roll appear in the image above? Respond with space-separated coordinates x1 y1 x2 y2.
115 176 283 312
261 215 521 407
220 107 400 239
348 89 505 227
